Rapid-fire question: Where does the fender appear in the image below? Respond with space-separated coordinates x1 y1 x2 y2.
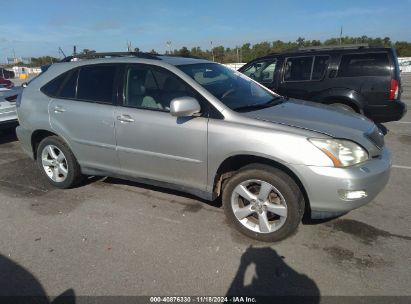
310 87 366 113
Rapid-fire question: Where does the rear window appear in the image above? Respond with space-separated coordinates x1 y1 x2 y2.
337 53 390 77
59 70 78 99
312 56 330 80
283 55 329 82
284 56 313 81
41 72 68 97
77 65 116 103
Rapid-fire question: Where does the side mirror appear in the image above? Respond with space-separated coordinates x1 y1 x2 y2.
21 82 28 88
170 96 201 117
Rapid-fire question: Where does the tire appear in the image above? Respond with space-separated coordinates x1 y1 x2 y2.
329 102 356 113
222 164 304 242
36 136 84 189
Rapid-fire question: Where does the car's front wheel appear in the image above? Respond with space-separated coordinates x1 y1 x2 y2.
36 136 84 189
222 164 304 242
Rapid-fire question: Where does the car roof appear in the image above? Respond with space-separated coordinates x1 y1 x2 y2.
157 55 210 65
248 46 394 62
39 55 213 77
58 53 211 66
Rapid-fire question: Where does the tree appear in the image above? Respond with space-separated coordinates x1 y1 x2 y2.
19 36 411 67
178 46 190 57
80 49 96 55
213 46 225 62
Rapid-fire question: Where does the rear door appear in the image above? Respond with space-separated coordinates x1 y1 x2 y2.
114 64 208 190
277 55 330 100
48 64 119 172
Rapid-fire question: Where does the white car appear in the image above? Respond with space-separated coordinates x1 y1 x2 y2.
0 87 20 130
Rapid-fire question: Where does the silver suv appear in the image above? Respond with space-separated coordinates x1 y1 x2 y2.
16 52 391 241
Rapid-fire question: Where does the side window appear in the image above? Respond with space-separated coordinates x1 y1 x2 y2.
41 72 68 97
77 65 116 104
312 56 330 80
59 70 78 99
284 56 313 81
242 60 276 83
125 65 195 111
338 53 390 77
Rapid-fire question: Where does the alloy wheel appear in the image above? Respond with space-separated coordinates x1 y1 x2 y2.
230 179 288 233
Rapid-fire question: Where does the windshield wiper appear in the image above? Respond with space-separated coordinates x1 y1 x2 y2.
233 96 286 112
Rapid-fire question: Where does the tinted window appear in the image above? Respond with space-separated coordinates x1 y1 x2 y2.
312 55 330 80
284 56 313 81
77 65 116 103
338 53 390 77
59 70 78 99
41 72 68 97
125 65 194 111
243 59 277 83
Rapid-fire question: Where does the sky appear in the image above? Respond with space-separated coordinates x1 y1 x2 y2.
0 0 410 59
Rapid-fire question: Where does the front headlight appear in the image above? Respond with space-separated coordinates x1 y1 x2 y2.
309 138 368 167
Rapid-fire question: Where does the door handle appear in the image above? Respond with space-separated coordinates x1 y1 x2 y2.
117 114 135 123
53 106 65 113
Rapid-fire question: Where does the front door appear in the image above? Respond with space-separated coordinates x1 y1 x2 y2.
115 64 208 190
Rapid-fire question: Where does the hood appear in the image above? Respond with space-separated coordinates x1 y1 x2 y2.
241 99 379 151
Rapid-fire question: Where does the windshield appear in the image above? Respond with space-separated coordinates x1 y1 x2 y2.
177 63 281 111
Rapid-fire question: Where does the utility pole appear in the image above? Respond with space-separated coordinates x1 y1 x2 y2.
339 26 343 45
73 45 77 56
166 41 172 54
210 41 214 62
236 47 239 63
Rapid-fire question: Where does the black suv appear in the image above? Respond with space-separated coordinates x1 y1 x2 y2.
238 45 406 122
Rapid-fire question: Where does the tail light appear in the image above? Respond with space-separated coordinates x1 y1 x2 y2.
5 94 18 102
389 79 399 100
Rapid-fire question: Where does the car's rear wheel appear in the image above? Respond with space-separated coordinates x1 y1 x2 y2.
36 136 84 189
222 164 304 242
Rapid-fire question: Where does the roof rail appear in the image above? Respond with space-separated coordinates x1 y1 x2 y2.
60 52 160 62
297 43 370 52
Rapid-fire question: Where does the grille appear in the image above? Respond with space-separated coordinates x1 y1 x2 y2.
366 127 385 149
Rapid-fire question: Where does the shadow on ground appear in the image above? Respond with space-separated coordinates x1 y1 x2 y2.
0 254 75 303
0 127 18 145
226 246 320 301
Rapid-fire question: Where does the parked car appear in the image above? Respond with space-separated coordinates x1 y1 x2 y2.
0 77 14 89
238 44 406 123
16 52 391 241
0 68 15 79
0 87 19 130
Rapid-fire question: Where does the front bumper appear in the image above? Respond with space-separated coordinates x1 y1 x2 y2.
364 100 407 123
290 148 392 219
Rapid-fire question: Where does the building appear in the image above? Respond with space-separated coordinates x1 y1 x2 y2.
6 57 32 65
